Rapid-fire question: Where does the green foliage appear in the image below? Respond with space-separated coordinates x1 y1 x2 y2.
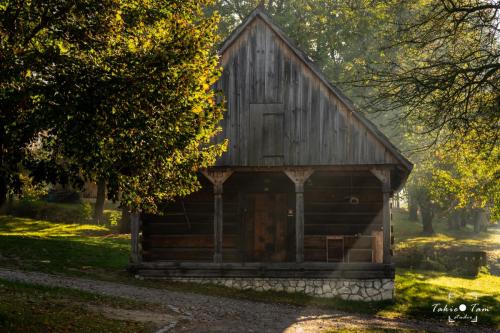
404 133 499 233
1 0 226 212
0 0 120 205
16 174 49 200
430 141 499 220
2 200 93 224
104 209 122 226
363 0 499 151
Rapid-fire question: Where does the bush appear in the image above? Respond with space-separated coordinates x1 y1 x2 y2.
2 200 92 224
394 245 487 277
46 189 82 204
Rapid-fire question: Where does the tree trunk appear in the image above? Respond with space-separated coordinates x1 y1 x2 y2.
421 206 434 235
447 210 460 229
93 179 106 225
473 209 487 233
418 198 434 235
460 211 468 227
0 172 7 208
119 207 131 234
408 192 418 221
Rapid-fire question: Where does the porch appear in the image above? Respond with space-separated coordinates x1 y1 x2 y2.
131 166 396 277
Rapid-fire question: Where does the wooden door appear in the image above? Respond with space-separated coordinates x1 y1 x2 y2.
250 193 287 262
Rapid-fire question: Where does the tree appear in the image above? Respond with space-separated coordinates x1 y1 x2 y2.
429 136 499 232
0 0 120 206
407 187 419 221
363 0 499 151
407 159 437 235
406 132 499 234
94 179 106 224
2 0 226 214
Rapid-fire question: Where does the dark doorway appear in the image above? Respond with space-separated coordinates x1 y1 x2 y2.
245 193 288 262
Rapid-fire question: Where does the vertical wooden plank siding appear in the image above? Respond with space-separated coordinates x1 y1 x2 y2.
130 212 141 264
382 188 392 264
213 184 224 263
215 17 402 168
370 168 392 264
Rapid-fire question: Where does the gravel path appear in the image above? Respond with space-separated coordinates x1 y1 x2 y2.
0 268 493 333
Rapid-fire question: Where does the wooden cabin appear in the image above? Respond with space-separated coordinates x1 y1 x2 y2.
130 8 412 300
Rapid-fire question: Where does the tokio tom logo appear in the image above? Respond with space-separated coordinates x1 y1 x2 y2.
431 292 491 323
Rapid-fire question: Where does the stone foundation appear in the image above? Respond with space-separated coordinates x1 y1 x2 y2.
159 277 394 301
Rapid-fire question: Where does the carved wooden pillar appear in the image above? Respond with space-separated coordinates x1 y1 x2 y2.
130 212 141 264
284 168 314 263
371 168 392 264
201 169 233 263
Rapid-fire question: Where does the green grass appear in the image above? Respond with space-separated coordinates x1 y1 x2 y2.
0 279 158 333
0 212 498 329
0 216 130 277
392 208 500 275
393 208 499 252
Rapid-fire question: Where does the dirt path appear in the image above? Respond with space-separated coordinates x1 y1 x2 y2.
0 268 493 333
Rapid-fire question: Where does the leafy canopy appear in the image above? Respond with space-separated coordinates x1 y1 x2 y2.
1 0 226 212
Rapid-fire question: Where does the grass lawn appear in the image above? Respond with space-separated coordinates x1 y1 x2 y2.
392 207 500 276
393 208 499 253
0 215 130 278
0 212 498 329
0 279 161 333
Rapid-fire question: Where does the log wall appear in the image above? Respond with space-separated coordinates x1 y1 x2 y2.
303 171 382 262
142 171 383 263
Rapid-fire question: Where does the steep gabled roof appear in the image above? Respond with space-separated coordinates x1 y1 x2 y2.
219 7 412 172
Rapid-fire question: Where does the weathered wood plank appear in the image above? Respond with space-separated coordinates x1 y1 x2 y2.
213 15 411 176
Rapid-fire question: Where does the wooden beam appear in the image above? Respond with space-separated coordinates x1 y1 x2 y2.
130 212 141 264
133 261 396 279
284 168 314 263
201 169 233 263
370 168 391 264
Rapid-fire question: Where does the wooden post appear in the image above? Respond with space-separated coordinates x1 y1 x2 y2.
130 212 141 264
284 168 314 263
371 168 392 264
201 169 233 263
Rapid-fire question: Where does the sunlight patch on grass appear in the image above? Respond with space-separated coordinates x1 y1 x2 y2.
0 216 130 275
392 209 499 251
0 216 111 238
424 272 500 297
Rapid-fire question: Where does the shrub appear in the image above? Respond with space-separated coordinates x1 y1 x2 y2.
46 189 82 204
394 245 487 277
3 200 92 224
